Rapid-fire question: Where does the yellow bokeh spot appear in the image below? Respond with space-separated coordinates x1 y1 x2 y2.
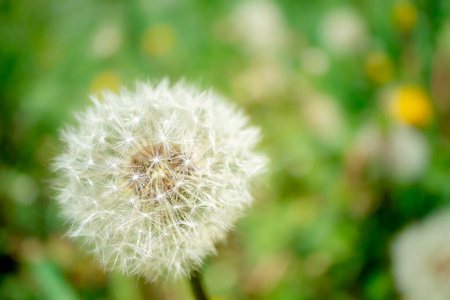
90 71 121 95
141 24 175 56
392 0 418 33
391 86 433 127
365 52 395 84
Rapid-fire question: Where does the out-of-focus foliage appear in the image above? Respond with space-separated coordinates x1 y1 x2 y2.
1 0 450 299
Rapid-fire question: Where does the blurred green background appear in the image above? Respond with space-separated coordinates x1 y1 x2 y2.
1 0 450 299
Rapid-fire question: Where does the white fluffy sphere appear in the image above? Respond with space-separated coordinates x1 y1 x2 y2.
391 210 450 300
320 8 368 55
53 80 266 280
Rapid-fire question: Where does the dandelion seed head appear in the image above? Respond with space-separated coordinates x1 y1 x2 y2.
53 80 267 281
391 210 450 300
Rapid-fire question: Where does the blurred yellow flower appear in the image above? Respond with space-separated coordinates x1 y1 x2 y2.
141 24 175 56
90 71 121 95
391 86 433 127
365 52 395 84
392 0 418 33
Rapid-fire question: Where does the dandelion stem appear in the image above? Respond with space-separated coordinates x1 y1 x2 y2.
189 270 209 300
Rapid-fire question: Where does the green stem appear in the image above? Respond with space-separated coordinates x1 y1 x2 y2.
189 270 209 300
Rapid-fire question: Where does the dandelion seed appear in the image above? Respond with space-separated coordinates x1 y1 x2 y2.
53 80 267 281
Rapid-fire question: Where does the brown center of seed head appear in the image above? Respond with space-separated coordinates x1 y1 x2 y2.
129 144 190 199
432 253 450 280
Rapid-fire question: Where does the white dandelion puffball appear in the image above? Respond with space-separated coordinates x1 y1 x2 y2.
391 210 450 300
320 8 368 55
230 0 286 54
53 80 267 280
386 125 429 183
351 123 429 183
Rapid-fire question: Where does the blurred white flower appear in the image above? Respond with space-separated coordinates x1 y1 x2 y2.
320 8 368 55
53 80 266 281
391 210 450 300
232 59 287 102
351 124 429 183
385 125 429 183
300 93 345 147
91 22 123 59
229 0 286 55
